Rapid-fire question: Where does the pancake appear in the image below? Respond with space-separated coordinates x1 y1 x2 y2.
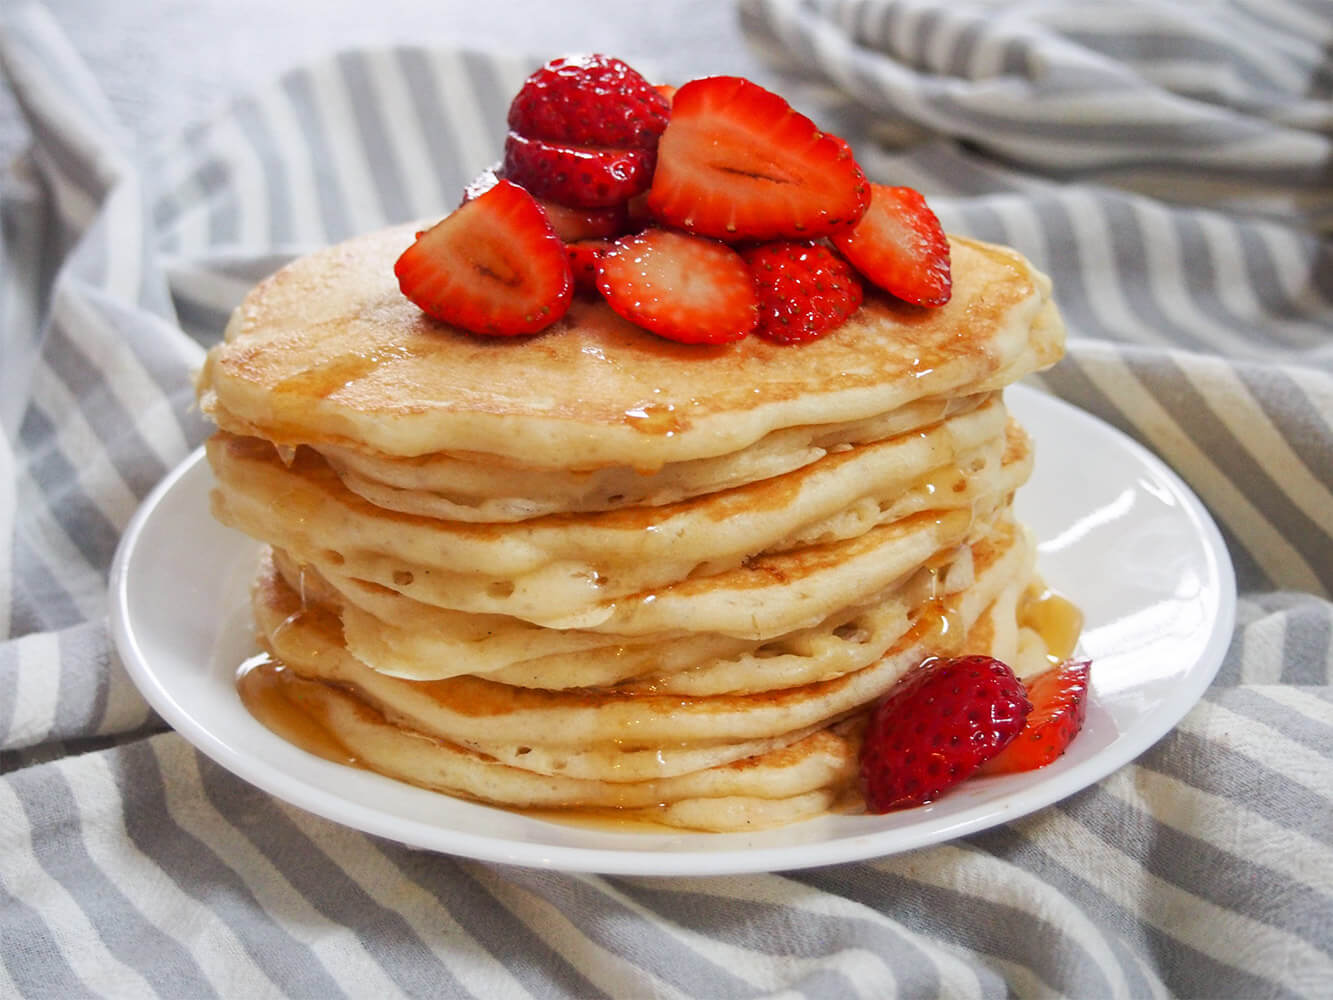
201 216 1075 831
206 401 1027 628
317 392 994 522
197 227 1058 467
269 507 1042 692
245 514 1055 829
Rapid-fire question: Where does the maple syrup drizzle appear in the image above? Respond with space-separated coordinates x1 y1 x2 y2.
236 654 361 768
233 587 1081 834
233 657 701 832
1019 586 1084 663
623 402 684 436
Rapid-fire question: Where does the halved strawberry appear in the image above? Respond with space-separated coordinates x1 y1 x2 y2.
567 238 612 296
977 659 1092 775
742 241 863 343
860 655 1031 812
645 76 869 241
538 198 631 243
395 179 572 336
507 54 670 150
832 184 952 307
596 228 757 344
504 132 655 209
460 163 630 242
654 83 677 104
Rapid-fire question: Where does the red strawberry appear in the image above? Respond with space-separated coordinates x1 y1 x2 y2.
626 191 655 228
645 76 870 241
655 83 677 104
742 241 863 343
859 655 1031 812
538 198 630 243
978 659 1092 775
567 239 612 296
460 164 630 242
507 54 670 150
395 179 573 336
503 132 655 209
832 184 952 307
596 228 757 344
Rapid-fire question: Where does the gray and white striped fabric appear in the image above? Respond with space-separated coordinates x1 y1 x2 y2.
2 0 1330 995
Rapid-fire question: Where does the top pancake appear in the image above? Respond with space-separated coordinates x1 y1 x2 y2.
198 222 1061 468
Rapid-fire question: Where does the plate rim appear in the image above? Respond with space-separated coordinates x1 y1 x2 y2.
108 384 1237 875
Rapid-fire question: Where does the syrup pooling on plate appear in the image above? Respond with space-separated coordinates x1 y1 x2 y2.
1019 587 1084 665
198 53 1082 831
236 653 361 769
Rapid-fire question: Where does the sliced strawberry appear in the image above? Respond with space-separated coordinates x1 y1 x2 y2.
503 132 655 209
626 191 655 229
538 198 630 243
507 54 670 150
742 241 863 343
645 76 870 241
977 660 1092 775
596 228 756 344
567 238 612 296
654 83 677 104
460 163 629 242
395 179 572 336
859 655 1031 812
832 184 952 307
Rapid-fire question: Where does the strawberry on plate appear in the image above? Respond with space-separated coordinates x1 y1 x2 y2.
460 163 630 242
978 659 1092 775
645 76 870 241
832 183 952 307
596 228 757 344
507 54 670 150
742 240 863 343
859 655 1031 812
503 132 655 209
538 198 631 242
395 179 573 336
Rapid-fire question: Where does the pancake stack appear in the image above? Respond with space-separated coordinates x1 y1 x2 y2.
197 222 1069 831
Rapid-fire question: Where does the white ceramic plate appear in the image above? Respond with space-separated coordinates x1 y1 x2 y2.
109 384 1235 875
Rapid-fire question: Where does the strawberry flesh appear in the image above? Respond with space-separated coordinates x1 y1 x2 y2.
504 132 655 208
395 179 572 336
596 228 757 344
859 654 1031 812
507 54 670 151
833 184 952 307
537 198 630 243
460 163 629 242
742 241 863 343
978 659 1092 775
646 76 870 241
567 238 612 296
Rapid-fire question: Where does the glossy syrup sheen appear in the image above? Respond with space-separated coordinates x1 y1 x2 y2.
1020 587 1084 664
236 653 362 769
234 654 692 833
231 595 1084 835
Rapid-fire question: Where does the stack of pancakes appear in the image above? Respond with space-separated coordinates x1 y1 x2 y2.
197 223 1069 831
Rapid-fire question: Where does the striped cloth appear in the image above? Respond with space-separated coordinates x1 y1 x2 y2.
2 0 1330 995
